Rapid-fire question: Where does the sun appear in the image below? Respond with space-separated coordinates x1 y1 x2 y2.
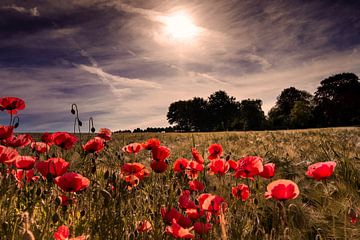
164 11 199 41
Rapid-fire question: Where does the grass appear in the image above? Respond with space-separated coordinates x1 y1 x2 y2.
1 127 359 239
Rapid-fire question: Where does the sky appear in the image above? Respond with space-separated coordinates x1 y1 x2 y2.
1 0 360 132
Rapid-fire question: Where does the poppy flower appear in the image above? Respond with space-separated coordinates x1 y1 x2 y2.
178 190 197 209
165 219 194 239
189 180 205 192
0 125 14 139
54 172 90 192
59 195 70 206
14 156 36 170
53 132 78 150
31 142 50 154
349 209 358 224
82 137 104 153
41 132 54 145
152 146 170 162
36 158 70 178
228 159 238 171
150 160 168 173
232 184 250 201
194 222 212 235
207 158 229 176
173 158 189 172
0 145 19 165
161 207 182 225
122 143 143 154
2 134 33 148
136 220 153 232
142 138 161 150
259 163 275 179
208 144 223 160
234 156 264 180
97 128 112 141
54 225 86 240
306 161 336 180
197 193 226 215
120 163 149 188
265 179 300 201
185 208 201 220
185 161 204 179
14 169 39 183
191 148 204 164
0 97 25 114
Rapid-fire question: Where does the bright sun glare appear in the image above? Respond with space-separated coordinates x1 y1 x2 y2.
164 11 199 41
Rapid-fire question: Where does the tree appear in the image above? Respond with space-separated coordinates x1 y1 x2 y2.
207 90 239 131
290 101 314 128
314 73 360 126
167 97 208 131
238 99 266 130
268 87 313 129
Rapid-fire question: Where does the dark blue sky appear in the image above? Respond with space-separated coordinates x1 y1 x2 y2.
1 0 359 132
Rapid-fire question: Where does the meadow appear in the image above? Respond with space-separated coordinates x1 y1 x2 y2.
0 123 359 239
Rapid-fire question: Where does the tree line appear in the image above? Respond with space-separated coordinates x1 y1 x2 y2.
167 72 360 131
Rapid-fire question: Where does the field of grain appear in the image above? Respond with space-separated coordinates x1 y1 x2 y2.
1 127 359 239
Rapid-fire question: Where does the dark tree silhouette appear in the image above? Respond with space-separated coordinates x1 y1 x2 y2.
238 99 266 130
268 87 313 129
314 73 360 126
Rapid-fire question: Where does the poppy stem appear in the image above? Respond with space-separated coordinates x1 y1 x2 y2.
9 112 13 126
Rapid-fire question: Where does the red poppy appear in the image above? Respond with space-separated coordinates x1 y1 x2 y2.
234 156 263 179
97 128 112 141
53 132 78 150
0 97 26 114
2 134 33 148
185 161 204 179
152 146 170 162
122 143 142 154
14 156 36 170
82 137 104 153
232 184 250 201
31 142 50 154
207 144 223 160
0 145 19 165
265 179 300 201
54 225 86 240
185 208 201 220
120 163 149 188
41 132 54 145
228 159 238 171
189 180 205 192
142 138 161 150
0 125 14 139
191 148 204 164
207 158 229 176
136 220 152 233
197 193 226 215
173 158 189 172
150 160 168 173
259 163 275 179
178 190 197 209
306 161 336 180
194 222 212 235
14 169 39 184
349 209 358 224
54 172 90 192
36 158 70 178
161 207 182 225
59 195 70 206
165 219 194 239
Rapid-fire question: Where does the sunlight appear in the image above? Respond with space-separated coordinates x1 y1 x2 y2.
163 11 199 41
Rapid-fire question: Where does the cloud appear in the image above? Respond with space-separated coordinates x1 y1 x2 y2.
1 5 40 16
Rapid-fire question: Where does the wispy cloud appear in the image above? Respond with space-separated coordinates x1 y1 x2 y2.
1 5 40 16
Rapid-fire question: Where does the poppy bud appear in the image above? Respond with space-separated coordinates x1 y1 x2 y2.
104 170 109 180
71 108 75 115
36 188 42 196
91 127 96 133
14 122 19 128
78 120 82 126
80 209 86 217
52 213 59 223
